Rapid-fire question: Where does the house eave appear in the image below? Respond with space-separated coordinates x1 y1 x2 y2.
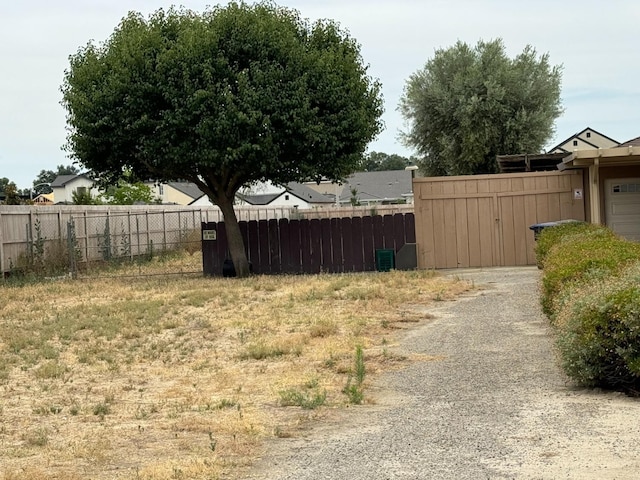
560 146 640 169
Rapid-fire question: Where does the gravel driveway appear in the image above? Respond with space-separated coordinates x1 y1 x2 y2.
247 267 640 479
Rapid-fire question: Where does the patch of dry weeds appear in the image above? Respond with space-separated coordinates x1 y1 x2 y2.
0 254 471 479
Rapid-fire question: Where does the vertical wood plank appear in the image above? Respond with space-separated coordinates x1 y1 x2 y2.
341 217 354 272
309 219 321 273
257 220 270 274
500 196 516 266
320 218 332 273
382 214 395 250
443 197 458 268
301 219 313 274
372 215 384 256
466 198 481 267
405 213 416 243
511 195 528 265
393 213 406 250
268 219 280 274
288 219 302 274
216 221 228 275
350 216 364 272
362 216 375 271
454 198 470 267
279 219 291 274
330 218 342 273
248 220 260 273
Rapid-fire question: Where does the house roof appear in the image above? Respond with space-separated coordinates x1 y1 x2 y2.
559 145 640 170
237 192 281 205
50 174 92 187
547 127 620 153
338 170 413 203
617 136 640 148
237 183 335 206
286 182 335 204
167 182 203 200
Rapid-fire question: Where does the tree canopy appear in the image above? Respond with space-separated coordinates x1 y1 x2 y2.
358 151 414 172
399 39 563 176
0 178 21 205
62 2 383 276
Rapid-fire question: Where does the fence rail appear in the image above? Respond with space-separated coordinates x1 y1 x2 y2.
0 204 414 275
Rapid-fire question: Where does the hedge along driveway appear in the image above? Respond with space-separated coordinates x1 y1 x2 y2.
247 267 640 480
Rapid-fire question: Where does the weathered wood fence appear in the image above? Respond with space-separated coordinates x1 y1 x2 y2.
202 213 416 276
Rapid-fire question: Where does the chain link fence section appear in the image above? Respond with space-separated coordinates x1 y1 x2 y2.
69 210 204 277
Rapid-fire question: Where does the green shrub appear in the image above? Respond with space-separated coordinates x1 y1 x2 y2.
555 263 640 394
534 222 607 268
539 224 640 318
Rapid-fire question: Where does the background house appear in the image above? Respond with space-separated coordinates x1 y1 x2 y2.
337 170 414 205
146 181 202 205
547 127 619 154
50 174 99 204
559 141 640 241
237 182 335 208
498 127 621 173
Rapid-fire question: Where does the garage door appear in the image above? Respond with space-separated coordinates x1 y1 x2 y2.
605 178 640 241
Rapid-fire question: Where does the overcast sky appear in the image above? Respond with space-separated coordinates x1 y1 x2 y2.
2 0 639 189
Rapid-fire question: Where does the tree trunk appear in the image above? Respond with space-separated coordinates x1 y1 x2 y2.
216 196 251 278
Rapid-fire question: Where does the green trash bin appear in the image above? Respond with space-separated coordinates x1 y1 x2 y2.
375 249 395 272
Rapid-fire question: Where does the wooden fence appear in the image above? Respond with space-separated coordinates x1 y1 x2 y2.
202 213 416 276
0 204 414 275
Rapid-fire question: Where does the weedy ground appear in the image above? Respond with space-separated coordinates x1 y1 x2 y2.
0 252 471 479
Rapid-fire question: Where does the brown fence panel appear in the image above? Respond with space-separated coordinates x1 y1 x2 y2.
413 171 585 269
201 213 416 276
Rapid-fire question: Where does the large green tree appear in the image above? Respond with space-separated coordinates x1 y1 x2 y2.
358 151 414 172
62 3 382 276
399 39 562 176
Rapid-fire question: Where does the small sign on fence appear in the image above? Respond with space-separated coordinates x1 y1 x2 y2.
202 229 217 241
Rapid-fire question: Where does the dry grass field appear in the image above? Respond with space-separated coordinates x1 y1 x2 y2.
0 252 471 479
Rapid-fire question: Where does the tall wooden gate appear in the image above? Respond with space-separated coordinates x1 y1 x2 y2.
413 171 585 269
202 213 415 276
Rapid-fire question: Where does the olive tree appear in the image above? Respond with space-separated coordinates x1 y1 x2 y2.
62 2 383 276
399 39 562 175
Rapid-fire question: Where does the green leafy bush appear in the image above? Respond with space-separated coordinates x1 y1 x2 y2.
534 222 606 268
538 224 640 318
555 263 640 394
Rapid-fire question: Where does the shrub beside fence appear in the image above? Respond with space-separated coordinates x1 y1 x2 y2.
536 223 640 394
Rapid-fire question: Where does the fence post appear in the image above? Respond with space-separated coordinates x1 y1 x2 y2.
128 211 133 261
162 210 167 251
67 220 77 279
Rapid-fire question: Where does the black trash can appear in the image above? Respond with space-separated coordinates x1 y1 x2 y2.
529 219 583 240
